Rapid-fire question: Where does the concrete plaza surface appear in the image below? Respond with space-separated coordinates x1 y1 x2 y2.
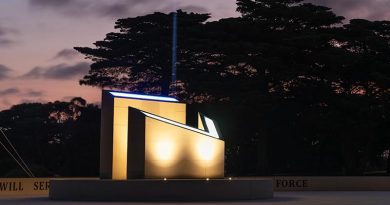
1 192 390 205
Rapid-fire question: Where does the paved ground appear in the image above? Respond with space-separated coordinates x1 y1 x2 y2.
0 192 390 205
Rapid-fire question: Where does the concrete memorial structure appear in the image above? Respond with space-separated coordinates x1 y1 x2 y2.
49 90 273 201
100 90 224 180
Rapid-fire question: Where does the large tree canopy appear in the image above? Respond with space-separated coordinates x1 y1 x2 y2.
75 11 209 97
72 0 390 175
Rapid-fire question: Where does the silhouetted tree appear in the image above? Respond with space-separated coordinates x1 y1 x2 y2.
70 0 390 176
0 98 100 177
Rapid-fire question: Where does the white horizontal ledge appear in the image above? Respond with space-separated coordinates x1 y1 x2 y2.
142 111 219 139
109 92 178 102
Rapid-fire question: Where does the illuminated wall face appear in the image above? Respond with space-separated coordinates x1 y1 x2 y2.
100 90 224 180
144 116 224 178
112 97 186 180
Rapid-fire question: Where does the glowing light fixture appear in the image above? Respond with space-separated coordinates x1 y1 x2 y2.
196 140 216 161
109 91 178 102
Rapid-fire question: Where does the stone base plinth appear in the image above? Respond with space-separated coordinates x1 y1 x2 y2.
49 178 273 201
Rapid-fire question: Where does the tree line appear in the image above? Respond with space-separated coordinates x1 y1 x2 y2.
0 98 100 177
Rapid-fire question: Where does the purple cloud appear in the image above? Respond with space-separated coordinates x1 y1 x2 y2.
0 64 11 80
53 49 81 60
0 25 18 47
21 62 90 80
0 88 20 96
28 0 209 19
305 0 390 21
25 90 44 97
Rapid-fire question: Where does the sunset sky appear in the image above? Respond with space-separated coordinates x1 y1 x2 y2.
0 0 389 110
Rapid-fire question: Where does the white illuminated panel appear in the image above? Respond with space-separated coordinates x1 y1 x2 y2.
110 92 178 102
142 111 219 139
204 117 219 138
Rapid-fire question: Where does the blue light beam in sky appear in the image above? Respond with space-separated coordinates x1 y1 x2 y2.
171 10 178 94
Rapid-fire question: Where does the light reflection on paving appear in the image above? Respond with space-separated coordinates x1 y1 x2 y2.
1 192 390 205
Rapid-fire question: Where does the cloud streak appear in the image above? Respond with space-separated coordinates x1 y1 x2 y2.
0 25 18 47
0 88 43 97
0 88 20 96
21 62 90 80
306 0 390 21
28 0 390 22
25 90 44 97
53 49 80 60
0 64 11 80
28 0 209 19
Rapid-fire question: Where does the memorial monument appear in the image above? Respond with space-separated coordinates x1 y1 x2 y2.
49 90 273 201
100 90 224 180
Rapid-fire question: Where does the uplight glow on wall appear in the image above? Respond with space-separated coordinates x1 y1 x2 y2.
100 90 224 180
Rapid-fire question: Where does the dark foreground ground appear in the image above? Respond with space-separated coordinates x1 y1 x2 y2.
0 192 390 205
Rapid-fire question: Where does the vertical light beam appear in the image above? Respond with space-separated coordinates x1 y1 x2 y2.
171 11 178 95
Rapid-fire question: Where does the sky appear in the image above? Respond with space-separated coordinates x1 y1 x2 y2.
0 0 389 110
